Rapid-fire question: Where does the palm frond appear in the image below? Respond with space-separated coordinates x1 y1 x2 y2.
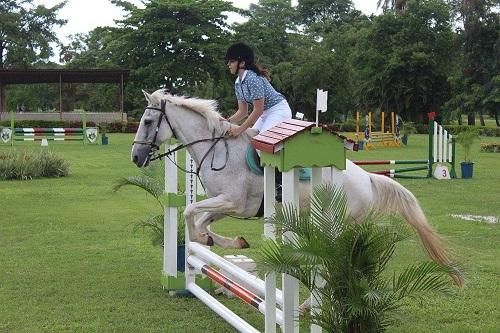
113 174 164 205
133 214 164 247
393 261 453 300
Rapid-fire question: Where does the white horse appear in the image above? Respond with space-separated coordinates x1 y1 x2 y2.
131 89 463 287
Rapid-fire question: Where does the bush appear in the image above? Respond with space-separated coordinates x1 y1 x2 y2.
0 120 96 128
410 124 499 137
480 142 500 152
0 150 69 180
0 120 140 133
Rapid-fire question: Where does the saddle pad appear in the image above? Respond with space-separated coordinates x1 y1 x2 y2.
246 146 264 176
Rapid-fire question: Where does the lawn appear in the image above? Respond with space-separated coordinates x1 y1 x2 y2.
0 133 499 333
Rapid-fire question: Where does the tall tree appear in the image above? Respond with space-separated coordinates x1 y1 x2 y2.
354 0 456 122
460 0 499 125
0 0 66 68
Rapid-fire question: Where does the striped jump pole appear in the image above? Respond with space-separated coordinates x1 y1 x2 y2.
353 160 430 179
3 110 98 145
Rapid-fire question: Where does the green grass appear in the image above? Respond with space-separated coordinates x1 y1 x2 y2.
0 134 499 333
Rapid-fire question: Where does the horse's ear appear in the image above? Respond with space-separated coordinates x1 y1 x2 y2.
142 90 152 103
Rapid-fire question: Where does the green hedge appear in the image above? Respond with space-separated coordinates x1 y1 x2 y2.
328 122 499 137
0 150 69 180
0 120 139 133
0 120 96 128
3 119 495 136
480 142 500 152
414 124 500 137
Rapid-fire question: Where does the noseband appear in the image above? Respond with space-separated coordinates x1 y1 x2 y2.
133 99 175 153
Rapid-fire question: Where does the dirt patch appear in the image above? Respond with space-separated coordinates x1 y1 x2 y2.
450 214 498 224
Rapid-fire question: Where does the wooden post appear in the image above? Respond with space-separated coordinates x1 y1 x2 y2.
381 111 385 133
355 111 359 140
59 73 63 120
368 112 372 135
391 112 395 134
120 73 124 115
0 80 4 120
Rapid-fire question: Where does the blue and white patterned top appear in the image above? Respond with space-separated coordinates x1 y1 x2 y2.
235 70 285 111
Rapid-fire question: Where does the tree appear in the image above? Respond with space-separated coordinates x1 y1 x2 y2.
454 0 499 125
0 0 67 68
260 184 458 332
353 0 456 122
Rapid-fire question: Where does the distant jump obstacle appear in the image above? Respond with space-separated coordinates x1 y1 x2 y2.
162 90 347 332
355 111 401 149
1 111 98 145
354 120 456 179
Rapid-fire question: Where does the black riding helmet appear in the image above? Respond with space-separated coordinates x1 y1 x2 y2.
225 42 254 64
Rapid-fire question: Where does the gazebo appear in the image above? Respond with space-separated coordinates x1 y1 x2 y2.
0 68 129 120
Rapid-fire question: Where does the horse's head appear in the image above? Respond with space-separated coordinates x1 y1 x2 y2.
131 89 174 167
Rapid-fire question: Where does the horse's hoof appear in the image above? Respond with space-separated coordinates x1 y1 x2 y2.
237 237 250 249
206 236 214 246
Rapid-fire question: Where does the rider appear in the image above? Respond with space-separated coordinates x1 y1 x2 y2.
225 42 292 137
224 42 292 202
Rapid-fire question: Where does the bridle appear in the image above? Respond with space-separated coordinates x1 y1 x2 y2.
132 99 230 175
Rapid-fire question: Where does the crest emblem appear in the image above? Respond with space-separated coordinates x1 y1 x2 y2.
86 128 98 143
1 128 12 143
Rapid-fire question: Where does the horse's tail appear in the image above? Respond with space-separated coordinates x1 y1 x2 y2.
368 173 464 288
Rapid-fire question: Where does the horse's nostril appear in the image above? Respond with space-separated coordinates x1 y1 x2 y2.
133 155 138 163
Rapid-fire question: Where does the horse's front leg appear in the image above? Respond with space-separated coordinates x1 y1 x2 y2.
196 212 250 249
183 195 238 247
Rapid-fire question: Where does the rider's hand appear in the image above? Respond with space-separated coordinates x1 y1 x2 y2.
227 125 245 137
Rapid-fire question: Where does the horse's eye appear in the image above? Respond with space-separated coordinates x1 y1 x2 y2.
144 119 153 126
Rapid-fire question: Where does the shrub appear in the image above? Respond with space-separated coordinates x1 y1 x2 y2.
260 184 457 332
0 120 96 128
0 150 69 180
480 142 500 152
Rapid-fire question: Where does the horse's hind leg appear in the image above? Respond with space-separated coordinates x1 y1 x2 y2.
196 212 250 249
184 195 243 247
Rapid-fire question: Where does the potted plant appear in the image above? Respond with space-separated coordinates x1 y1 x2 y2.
401 122 416 145
100 123 109 145
261 184 460 332
455 127 480 178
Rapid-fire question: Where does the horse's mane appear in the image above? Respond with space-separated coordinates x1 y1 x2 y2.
151 90 222 133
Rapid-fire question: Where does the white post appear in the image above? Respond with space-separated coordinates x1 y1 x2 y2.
310 167 323 333
282 169 300 333
448 134 453 162
264 166 277 333
185 152 198 288
439 124 444 163
164 143 178 285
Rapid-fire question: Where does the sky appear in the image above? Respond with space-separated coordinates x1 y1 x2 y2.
34 0 380 56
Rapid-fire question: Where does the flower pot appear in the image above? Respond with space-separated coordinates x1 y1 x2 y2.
402 134 408 145
460 161 474 179
101 135 108 145
177 244 186 272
